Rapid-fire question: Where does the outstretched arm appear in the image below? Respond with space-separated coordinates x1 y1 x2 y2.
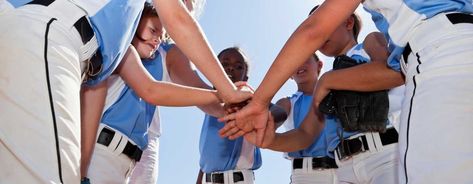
266 101 325 152
251 0 362 105
153 0 251 103
118 45 221 106
166 46 224 117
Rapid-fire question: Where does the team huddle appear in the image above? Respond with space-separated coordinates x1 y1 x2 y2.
1 0 473 184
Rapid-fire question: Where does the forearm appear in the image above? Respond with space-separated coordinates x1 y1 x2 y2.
253 26 327 105
154 0 235 95
267 103 324 152
140 81 221 107
267 129 319 152
321 61 404 92
253 0 361 104
167 46 212 89
118 45 221 107
80 81 108 177
166 48 223 116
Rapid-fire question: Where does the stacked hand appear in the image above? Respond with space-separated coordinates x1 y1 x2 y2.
218 99 270 147
217 82 253 104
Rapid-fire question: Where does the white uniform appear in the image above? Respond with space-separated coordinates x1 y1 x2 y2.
282 92 338 184
363 0 473 183
0 0 143 183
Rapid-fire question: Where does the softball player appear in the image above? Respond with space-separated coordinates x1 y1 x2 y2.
200 47 287 184
86 45 175 183
199 47 259 184
323 41 404 184
1 0 249 183
276 54 338 184
362 1 473 183
1 0 144 183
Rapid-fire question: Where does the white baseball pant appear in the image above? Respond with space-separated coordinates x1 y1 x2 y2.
399 12 473 184
0 1 96 183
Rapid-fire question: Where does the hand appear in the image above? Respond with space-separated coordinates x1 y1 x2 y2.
234 81 255 93
223 81 253 114
218 99 269 145
218 83 253 104
243 112 276 148
313 74 331 109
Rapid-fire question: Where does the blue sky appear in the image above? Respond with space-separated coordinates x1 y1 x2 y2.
158 1 377 183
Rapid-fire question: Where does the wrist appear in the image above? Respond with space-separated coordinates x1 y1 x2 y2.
212 90 224 104
318 72 332 90
265 133 279 150
252 92 271 107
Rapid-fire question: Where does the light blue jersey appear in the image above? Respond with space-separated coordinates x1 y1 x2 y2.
101 43 173 149
75 0 146 85
7 0 28 7
282 92 337 158
362 0 473 71
199 115 262 173
8 0 146 85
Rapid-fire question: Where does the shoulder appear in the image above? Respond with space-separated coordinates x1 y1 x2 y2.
363 32 388 61
363 32 387 51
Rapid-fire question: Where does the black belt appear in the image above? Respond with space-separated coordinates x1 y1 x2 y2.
336 128 398 160
97 127 143 162
402 13 473 63
205 171 244 183
293 157 337 170
27 0 103 80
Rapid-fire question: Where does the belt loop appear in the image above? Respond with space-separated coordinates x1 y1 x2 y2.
80 35 99 61
113 134 127 156
371 132 384 152
363 133 375 153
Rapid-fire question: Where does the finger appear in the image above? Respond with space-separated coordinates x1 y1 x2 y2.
245 84 255 92
218 121 235 137
234 81 247 87
262 118 275 148
222 126 241 138
232 106 240 112
255 128 265 147
229 130 247 140
239 90 253 101
256 112 271 146
218 113 236 122
225 107 235 115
